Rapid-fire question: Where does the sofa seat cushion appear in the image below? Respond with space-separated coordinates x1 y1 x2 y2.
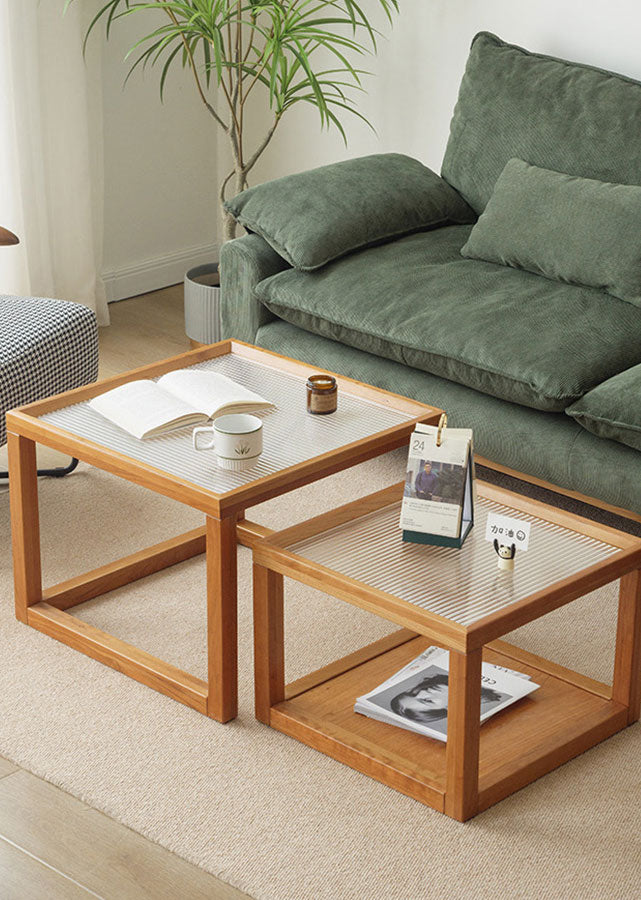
256 226 641 411
257 320 641 517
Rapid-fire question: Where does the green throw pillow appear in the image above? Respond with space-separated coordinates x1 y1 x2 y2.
566 365 641 452
460 158 641 307
224 153 476 271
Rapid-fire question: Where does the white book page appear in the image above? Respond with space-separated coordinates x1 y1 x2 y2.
158 370 273 418
89 381 204 440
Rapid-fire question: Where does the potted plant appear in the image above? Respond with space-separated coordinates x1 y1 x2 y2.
69 0 398 341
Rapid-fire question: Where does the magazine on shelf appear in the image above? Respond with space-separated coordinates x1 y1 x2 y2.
88 370 274 440
399 421 475 548
354 647 539 742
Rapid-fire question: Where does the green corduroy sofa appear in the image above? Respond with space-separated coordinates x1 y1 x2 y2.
220 32 641 516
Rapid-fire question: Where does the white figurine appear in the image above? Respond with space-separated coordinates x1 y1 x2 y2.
493 539 516 572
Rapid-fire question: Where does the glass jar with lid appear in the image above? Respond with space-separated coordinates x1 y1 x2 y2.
306 374 338 415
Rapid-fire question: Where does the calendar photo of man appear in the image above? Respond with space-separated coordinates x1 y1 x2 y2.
405 459 465 505
400 422 475 543
414 460 439 500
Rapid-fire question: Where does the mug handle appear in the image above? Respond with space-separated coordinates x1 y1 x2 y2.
193 426 216 451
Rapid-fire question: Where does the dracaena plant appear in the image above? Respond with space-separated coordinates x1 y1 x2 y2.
67 0 399 240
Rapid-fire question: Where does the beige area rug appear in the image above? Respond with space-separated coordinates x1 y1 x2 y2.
1 452 640 900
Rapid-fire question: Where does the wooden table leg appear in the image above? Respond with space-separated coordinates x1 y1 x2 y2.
206 514 238 722
613 569 641 725
445 648 482 821
253 564 284 724
8 433 42 623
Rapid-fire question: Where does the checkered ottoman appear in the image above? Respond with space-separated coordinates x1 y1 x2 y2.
0 295 99 446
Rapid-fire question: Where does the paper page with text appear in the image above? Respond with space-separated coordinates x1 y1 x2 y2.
157 370 273 417
88 380 206 440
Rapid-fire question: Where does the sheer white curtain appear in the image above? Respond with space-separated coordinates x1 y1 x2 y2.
0 1 108 324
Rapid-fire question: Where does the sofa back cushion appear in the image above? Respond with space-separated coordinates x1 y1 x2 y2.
442 32 641 214
460 158 641 307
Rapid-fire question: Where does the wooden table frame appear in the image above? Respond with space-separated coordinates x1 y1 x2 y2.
252 482 641 820
7 341 441 723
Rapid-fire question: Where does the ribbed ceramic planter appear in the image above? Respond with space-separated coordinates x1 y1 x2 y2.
184 262 221 343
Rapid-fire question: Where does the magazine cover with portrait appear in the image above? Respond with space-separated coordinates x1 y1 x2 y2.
354 647 539 742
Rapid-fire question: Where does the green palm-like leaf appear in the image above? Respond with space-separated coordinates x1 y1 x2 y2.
67 0 398 232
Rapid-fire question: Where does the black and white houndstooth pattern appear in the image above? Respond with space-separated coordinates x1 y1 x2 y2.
1 295 99 446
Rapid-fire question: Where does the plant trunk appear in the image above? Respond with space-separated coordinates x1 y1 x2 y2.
220 166 246 242
222 209 237 242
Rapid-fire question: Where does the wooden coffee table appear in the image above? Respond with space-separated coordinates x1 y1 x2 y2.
252 481 641 820
6 341 441 722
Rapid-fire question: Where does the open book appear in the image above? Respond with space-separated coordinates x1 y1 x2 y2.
89 370 274 440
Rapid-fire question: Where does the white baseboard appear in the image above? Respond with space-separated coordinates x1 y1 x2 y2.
103 243 219 303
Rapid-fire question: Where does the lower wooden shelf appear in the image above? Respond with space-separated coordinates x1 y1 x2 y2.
268 636 629 816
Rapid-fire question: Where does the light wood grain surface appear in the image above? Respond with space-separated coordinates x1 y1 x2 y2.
253 478 641 819
445 649 482 821
0 765 250 899
0 758 18 780
0 838 92 900
262 634 629 820
2 287 252 898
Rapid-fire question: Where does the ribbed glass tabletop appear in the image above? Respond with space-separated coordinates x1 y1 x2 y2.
287 495 619 626
39 353 414 494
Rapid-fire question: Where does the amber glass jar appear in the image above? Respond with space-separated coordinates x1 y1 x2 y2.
306 374 338 415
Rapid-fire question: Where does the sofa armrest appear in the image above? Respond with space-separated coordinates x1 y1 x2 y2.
220 234 291 343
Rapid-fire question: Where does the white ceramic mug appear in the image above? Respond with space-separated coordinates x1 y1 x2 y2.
193 413 263 471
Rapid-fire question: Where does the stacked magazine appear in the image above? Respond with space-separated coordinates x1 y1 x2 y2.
354 647 539 742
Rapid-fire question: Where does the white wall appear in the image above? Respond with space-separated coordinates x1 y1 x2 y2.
99 12 218 301
100 0 641 298
246 0 641 185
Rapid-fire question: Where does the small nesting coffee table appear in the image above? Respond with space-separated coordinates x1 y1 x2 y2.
252 481 641 820
6 341 441 722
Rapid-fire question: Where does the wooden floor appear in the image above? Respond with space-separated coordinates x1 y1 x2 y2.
1 286 251 899
97 284 191 380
